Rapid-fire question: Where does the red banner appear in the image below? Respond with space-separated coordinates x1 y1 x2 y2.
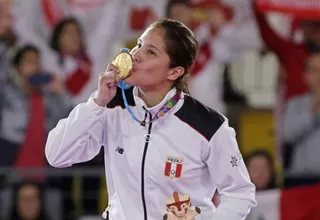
256 0 320 20
249 185 320 220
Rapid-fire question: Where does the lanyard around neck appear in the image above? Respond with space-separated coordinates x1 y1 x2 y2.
120 83 181 126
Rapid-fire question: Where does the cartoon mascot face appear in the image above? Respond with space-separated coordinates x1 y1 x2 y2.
166 192 191 218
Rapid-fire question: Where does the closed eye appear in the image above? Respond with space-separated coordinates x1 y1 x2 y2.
148 49 156 55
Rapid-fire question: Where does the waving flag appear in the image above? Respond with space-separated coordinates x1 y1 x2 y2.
248 184 320 220
256 0 320 20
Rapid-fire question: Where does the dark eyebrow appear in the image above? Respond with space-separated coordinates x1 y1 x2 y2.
138 38 161 53
148 44 160 53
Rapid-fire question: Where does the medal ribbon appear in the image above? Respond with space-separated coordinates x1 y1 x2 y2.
121 86 181 126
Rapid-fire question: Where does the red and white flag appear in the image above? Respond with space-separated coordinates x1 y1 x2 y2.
164 157 183 178
248 184 320 220
256 0 320 20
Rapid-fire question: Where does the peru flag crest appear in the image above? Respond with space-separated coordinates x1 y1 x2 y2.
164 156 184 178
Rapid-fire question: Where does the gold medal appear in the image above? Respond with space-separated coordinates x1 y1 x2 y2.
111 48 133 79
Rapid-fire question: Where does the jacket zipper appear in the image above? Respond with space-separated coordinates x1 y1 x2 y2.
141 111 152 220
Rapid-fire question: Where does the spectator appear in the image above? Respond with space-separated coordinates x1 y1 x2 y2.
254 1 320 188
13 0 125 106
166 0 261 113
245 150 277 191
0 0 20 71
7 181 50 220
283 50 320 185
0 45 71 169
0 0 25 128
51 18 102 216
0 0 16 82
254 3 320 101
50 17 92 106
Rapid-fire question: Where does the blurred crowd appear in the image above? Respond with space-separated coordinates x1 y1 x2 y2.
0 0 320 219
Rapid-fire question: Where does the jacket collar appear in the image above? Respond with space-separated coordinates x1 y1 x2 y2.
132 87 178 117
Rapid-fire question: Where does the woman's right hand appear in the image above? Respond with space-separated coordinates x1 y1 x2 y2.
94 64 120 106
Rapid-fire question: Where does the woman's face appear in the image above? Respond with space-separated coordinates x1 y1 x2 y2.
305 53 320 90
247 156 272 190
17 50 41 78
59 22 82 55
126 27 183 90
17 184 42 219
168 4 192 27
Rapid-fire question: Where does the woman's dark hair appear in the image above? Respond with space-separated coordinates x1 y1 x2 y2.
8 181 49 220
244 150 277 190
12 45 39 67
50 17 84 53
149 18 198 94
166 0 192 18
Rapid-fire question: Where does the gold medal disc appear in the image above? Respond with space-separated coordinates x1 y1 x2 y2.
111 50 133 79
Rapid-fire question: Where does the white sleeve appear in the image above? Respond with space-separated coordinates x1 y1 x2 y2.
87 0 126 63
211 38 240 63
217 21 262 50
45 95 106 168
212 21 263 63
205 121 257 219
13 0 62 74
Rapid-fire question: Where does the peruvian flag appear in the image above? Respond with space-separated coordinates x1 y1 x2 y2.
248 184 320 220
256 0 320 20
164 157 183 178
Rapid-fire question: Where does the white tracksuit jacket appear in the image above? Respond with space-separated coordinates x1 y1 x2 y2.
45 87 257 220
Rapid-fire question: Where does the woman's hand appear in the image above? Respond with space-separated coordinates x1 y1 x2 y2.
94 64 120 106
